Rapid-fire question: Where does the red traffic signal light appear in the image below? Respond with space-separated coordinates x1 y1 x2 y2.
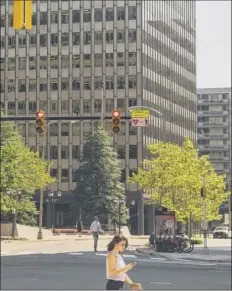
112 109 120 134
36 110 45 135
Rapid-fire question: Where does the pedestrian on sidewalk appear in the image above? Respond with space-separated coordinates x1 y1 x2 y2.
106 235 142 290
77 219 83 237
89 216 103 252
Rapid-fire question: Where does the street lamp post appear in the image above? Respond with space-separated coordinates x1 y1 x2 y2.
6 189 22 238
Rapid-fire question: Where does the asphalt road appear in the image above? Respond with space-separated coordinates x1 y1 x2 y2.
1 252 231 290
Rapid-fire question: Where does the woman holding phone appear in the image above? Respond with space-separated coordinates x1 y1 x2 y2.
106 235 141 290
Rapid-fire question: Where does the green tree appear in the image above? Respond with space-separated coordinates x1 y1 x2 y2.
73 126 127 226
0 116 55 220
129 138 228 225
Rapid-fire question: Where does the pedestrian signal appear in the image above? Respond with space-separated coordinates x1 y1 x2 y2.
36 110 46 135
112 110 120 134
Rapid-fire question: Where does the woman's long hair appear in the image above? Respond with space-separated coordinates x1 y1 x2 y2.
107 235 128 252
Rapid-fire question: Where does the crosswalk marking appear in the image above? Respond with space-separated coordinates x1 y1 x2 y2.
95 253 107 256
68 253 84 256
122 255 137 258
150 257 166 261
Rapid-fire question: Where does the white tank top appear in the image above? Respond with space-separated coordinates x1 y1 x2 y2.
106 251 126 282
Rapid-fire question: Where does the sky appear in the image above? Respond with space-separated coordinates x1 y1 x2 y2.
196 1 231 89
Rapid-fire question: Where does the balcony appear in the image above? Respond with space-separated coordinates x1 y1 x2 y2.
198 110 229 116
198 122 229 127
198 133 229 139
198 99 229 104
198 144 229 150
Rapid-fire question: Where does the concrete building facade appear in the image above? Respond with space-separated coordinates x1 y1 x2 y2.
0 0 196 234
197 88 231 217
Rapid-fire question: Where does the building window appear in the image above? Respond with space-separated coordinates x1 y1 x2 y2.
84 32 91 45
50 146 58 159
29 80 36 92
118 146 126 159
117 99 125 111
129 121 137 135
95 54 102 67
61 78 69 91
40 34 48 47
51 33 58 46
83 122 91 138
117 7 125 21
117 52 124 66
117 31 125 43
50 123 58 136
51 55 58 69
128 52 136 66
18 101 26 114
40 56 47 70
19 57 26 70
117 76 125 89
62 33 69 46
19 35 26 47
18 80 26 92
51 169 58 178
106 99 114 112
40 79 47 92
8 36 15 48
51 12 58 24
28 101 36 113
8 80 15 93
0 15 5 27
106 8 114 21
51 79 58 91
95 8 102 21
84 77 91 90
40 101 47 112
0 58 4 71
72 100 80 115
61 146 69 159
128 30 136 42
129 98 137 107
51 101 57 114
73 10 80 23
29 57 36 70
72 78 80 90
61 100 69 114
30 35 36 46
106 31 114 43
83 100 91 113
84 54 91 67
61 123 69 136
106 76 114 90
8 102 16 115
40 11 48 25
0 82 4 93
8 58 16 71
62 11 69 24
95 31 102 44
129 76 136 89
94 99 102 113
128 6 137 20
0 37 5 49
129 145 137 159
95 77 103 90
72 55 80 68
61 55 69 68
72 122 80 136
62 169 69 181
121 169 126 183
106 53 114 66
73 33 80 45
84 10 91 22
72 146 80 159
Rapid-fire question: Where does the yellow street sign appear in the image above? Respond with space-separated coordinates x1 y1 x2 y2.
130 109 150 118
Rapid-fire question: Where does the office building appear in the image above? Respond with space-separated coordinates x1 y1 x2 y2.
0 0 196 234
197 88 231 217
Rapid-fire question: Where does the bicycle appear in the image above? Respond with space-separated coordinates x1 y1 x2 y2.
175 234 194 253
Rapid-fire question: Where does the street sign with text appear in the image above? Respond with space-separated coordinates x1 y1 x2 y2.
130 109 150 119
131 118 149 127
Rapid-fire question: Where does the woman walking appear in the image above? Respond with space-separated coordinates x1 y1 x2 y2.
106 235 142 290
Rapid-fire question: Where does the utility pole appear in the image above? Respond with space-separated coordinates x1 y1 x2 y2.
201 176 209 254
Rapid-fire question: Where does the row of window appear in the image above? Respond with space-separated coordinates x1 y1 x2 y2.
1 76 137 93
6 99 137 115
0 52 137 71
0 30 137 48
17 121 137 137
0 7 137 28
30 144 137 160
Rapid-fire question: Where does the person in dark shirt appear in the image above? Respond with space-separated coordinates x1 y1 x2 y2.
77 219 83 237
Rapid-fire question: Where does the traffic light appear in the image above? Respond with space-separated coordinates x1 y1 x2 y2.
13 0 32 30
36 110 46 135
112 109 120 134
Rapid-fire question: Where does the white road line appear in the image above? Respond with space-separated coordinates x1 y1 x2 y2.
1 252 9 255
150 257 166 261
68 253 84 256
95 253 107 256
17 251 35 255
150 282 171 285
123 255 137 258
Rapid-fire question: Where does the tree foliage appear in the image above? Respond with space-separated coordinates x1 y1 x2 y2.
0 114 55 217
128 137 229 223
73 126 127 225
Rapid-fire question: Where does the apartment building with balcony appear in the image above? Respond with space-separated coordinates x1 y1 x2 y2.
197 88 231 215
0 0 196 234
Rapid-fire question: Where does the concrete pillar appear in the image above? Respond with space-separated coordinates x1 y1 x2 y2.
137 198 144 235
